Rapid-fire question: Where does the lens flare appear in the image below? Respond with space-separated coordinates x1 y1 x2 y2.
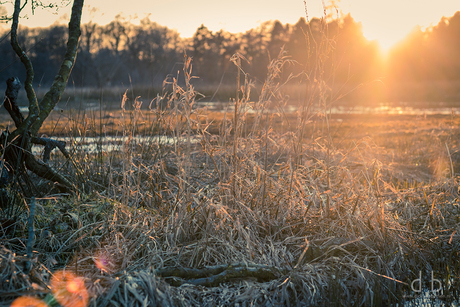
10 296 47 307
50 270 88 307
94 256 109 272
93 251 116 273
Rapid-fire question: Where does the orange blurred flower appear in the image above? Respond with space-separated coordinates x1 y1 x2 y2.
50 270 88 307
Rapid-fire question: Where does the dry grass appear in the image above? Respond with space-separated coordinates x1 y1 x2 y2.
2 24 460 307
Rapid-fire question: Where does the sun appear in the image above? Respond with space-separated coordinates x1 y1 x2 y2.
337 1 449 54
360 21 410 53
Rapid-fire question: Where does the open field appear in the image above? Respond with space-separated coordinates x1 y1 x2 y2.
2 100 460 306
2 54 460 306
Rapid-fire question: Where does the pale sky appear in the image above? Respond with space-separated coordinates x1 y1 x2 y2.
2 0 459 51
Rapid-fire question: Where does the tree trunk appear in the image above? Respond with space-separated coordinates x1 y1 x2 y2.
1 0 84 193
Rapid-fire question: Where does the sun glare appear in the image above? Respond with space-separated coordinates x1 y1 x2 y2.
361 27 402 53
356 16 422 53
338 1 459 53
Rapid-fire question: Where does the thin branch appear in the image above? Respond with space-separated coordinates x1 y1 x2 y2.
10 0 40 124
0 36 44 74
29 0 84 137
30 136 70 162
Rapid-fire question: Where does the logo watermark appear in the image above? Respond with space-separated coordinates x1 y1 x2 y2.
403 271 453 301
411 271 442 294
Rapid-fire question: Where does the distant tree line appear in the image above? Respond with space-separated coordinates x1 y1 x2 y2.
1 11 460 102
387 12 460 82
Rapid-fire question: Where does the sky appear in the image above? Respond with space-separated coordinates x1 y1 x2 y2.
2 0 459 51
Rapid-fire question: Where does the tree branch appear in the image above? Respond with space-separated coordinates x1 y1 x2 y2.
3 0 85 193
30 136 70 162
156 263 284 287
10 0 39 125
24 153 75 192
3 76 75 191
9 0 84 141
29 0 84 137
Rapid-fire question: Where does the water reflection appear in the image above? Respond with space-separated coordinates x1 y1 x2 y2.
24 100 460 156
18 101 460 116
198 101 460 115
32 135 201 155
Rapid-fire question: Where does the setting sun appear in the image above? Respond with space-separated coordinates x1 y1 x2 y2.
338 0 459 52
359 20 410 53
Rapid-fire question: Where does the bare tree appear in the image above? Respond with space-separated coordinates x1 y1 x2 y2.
2 0 84 194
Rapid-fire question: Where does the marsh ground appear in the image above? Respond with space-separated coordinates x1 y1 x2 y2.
1 93 460 306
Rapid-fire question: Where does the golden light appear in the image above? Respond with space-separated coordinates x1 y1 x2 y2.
50 270 88 307
345 9 421 53
338 1 459 53
361 24 407 53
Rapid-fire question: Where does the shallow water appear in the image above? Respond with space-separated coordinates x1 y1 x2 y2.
19 101 460 116
31 134 201 156
22 100 460 157
198 101 460 116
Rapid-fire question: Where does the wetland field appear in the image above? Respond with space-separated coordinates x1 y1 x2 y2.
1 79 460 306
